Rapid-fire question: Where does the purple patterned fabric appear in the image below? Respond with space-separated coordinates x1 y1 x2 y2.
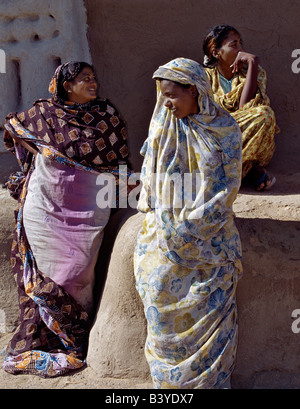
2 62 132 377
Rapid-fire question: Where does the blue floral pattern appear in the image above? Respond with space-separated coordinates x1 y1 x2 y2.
134 59 243 389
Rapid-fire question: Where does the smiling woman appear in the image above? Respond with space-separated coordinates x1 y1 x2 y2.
2 61 133 378
134 58 243 389
64 66 98 104
158 79 199 119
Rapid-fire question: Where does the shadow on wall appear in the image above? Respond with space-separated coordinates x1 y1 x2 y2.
92 207 138 318
84 0 300 175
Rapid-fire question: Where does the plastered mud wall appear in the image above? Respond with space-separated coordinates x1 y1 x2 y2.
1 0 299 173
84 0 300 175
0 0 91 152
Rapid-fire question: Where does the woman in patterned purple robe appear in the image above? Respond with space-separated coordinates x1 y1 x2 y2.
2 61 132 377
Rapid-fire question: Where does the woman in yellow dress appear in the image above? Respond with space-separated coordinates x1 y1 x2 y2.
203 24 278 191
134 58 242 389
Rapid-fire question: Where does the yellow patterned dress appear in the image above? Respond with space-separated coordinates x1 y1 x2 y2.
205 66 278 178
134 58 243 389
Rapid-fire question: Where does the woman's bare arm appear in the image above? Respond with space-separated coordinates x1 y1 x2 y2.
231 51 259 108
12 135 39 156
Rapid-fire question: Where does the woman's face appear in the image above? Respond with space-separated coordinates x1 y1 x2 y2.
160 80 199 119
215 30 244 67
64 66 98 104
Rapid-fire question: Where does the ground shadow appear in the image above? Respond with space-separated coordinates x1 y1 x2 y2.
233 216 300 389
91 207 138 320
240 169 300 196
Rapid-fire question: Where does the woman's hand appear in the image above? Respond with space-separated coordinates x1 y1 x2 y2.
231 51 259 108
13 135 39 156
230 51 258 73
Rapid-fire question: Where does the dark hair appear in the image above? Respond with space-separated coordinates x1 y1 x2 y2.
157 78 191 89
202 24 240 67
57 61 95 100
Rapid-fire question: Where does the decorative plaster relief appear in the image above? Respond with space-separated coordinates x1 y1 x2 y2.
0 0 91 151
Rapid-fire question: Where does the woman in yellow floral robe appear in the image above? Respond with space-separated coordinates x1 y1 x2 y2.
203 25 278 189
134 58 243 389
